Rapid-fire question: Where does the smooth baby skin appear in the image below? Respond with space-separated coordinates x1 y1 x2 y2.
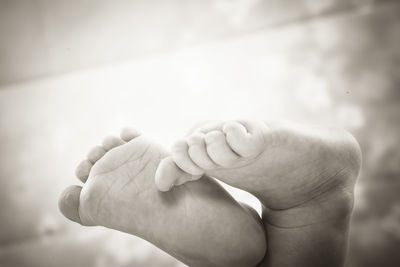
59 128 266 267
157 120 361 267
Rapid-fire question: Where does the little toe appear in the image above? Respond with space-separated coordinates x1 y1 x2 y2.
58 185 83 225
223 121 264 158
204 131 240 167
87 146 106 163
75 159 93 183
155 157 200 192
102 136 125 151
187 133 217 170
120 128 141 142
171 139 204 176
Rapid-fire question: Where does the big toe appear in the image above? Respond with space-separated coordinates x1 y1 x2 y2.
58 185 83 225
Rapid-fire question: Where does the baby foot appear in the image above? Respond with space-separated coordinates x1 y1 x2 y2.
156 120 361 213
58 128 266 267
156 120 361 267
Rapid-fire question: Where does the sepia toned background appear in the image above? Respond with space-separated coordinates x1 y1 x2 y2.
0 0 399 266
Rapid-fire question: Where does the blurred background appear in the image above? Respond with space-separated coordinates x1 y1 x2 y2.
0 0 399 266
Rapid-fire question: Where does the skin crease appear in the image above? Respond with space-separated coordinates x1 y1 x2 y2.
157 120 361 267
59 129 267 267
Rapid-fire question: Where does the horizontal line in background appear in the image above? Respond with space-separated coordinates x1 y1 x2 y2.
0 0 396 87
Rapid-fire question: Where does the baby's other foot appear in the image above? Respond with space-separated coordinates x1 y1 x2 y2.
59 128 266 267
156 120 361 267
156 120 361 217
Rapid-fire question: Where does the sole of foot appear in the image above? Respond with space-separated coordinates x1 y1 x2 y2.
58 128 266 267
156 120 361 225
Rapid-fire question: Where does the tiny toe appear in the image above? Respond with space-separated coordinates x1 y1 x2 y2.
155 157 200 192
223 121 248 138
223 121 264 158
204 131 240 167
171 139 204 176
102 136 125 151
222 121 249 156
120 128 141 142
58 185 83 225
187 133 217 170
75 159 93 183
87 146 106 163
